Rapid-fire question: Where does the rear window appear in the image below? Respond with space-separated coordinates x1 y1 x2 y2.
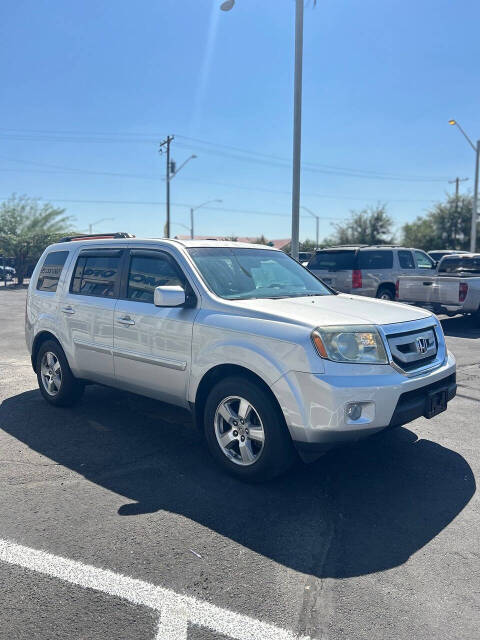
357 250 393 269
439 256 480 274
308 250 355 271
36 251 69 292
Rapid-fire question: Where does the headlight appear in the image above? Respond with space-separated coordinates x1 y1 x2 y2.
312 325 388 364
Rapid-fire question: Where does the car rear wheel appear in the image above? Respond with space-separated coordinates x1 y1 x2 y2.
203 377 296 482
36 340 84 407
376 285 395 301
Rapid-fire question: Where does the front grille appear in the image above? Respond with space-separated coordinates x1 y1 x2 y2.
387 325 438 372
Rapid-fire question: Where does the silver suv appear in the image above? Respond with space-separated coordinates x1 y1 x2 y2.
25 235 455 482
307 246 436 300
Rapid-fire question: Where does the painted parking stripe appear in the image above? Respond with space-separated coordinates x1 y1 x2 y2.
0 538 315 640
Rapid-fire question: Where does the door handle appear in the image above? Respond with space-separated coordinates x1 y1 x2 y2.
117 316 135 326
61 306 75 315
423 282 433 286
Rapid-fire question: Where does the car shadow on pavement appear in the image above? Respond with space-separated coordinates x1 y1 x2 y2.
440 315 480 339
0 385 475 579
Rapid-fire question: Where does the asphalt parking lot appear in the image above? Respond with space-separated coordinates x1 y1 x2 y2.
0 287 479 640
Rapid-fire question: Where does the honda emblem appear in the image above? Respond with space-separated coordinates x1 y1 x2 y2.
416 337 428 354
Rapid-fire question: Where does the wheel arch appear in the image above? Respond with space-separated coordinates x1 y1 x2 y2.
376 282 396 297
31 331 62 372
193 364 288 435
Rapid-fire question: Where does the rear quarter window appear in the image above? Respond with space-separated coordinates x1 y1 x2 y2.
357 250 393 269
36 251 69 292
308 251 355 270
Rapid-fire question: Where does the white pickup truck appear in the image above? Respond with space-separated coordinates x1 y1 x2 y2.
396 253 480 321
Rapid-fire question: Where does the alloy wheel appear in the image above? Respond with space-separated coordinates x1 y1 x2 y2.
214 395 265 466
40 351 62 396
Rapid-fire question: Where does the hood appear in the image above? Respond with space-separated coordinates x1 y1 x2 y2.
232 293 433 328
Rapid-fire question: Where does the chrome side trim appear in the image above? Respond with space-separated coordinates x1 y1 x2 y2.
73 339 112 355
113 348 187 371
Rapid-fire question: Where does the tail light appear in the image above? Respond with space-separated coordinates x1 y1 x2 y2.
459 282 468 302
395 279 399 299
352 269 362 289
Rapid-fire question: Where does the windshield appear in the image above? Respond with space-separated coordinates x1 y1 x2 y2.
187 247 333 300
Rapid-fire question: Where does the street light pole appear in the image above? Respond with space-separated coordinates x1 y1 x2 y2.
220 0 305 260
473 140 480 253
449 120 479 252
301 206 319 249
88 217 115 234
290 0 304 262
189 199 223 239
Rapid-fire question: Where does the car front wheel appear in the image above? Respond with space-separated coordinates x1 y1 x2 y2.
203 377 296 482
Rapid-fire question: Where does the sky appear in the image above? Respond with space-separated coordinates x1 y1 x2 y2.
0 0 479 242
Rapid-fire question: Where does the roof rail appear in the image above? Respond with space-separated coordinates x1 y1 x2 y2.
59 232 135 242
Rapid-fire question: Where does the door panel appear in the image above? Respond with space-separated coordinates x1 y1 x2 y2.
59 250 123 383
113 250 197 406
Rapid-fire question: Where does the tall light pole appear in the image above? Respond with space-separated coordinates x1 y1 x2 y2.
190 200 223 239
301 206 319 249
88 217 115 234
220 0 305 260
449 119 479 252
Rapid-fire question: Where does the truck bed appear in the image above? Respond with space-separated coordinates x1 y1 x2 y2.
397 273 480 314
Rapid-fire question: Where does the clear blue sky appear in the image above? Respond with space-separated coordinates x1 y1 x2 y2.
1 0 479 241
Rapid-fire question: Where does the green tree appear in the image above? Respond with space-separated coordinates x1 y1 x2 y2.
253 234 270 245
326 204 395 246
402 194 476 251
0 195 73 285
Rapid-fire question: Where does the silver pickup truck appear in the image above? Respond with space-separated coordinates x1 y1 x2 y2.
396 253 480 320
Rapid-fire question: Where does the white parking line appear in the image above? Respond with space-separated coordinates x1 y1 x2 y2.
0 538 315 640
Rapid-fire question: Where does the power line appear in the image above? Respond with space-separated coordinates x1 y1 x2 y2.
0 127 451 182
0 155 437 202
0 195 344 220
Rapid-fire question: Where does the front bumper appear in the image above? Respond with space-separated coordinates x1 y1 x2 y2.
272 350 457 452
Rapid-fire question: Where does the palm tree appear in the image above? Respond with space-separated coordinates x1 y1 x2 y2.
0 195 74 285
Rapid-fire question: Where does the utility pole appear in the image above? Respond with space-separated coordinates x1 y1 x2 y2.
190 208 194 240
159 135 174 238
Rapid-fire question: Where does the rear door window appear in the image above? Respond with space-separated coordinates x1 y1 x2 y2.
357 250 393 269
36 251 69 292
70 253 122 298
308 250 355 270
398 250 415 269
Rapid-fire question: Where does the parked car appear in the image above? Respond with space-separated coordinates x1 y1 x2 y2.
26 235 456 481
0 265 15 281
307 245 436 300
428 249 469 263
397 253 480 320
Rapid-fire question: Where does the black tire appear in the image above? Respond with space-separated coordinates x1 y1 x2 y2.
376 285 395 301
203 376 297 482
36 339 84 407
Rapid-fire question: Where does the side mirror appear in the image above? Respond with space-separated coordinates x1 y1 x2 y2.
154 285 186 307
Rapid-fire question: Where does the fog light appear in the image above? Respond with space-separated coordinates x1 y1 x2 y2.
346 403 362 421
